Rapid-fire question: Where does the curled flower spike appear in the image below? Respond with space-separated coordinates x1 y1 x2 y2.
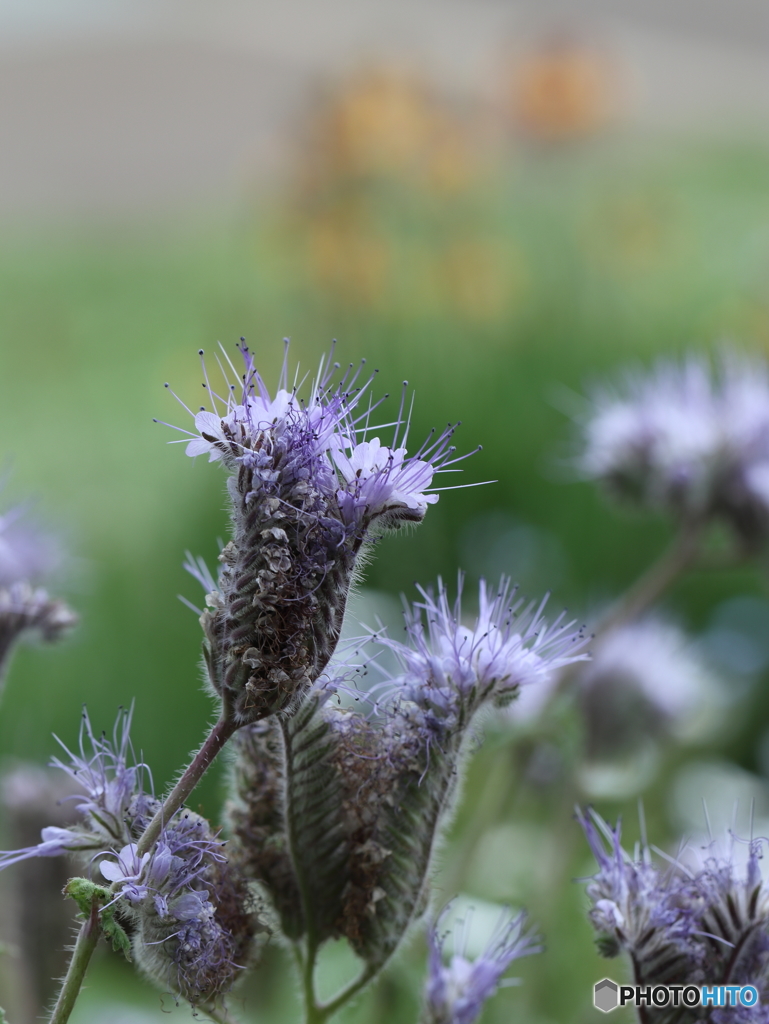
422 904 541 1024
373 576 589 725
577 807 700 985
578 807 769 1011
165 341 473 724
228 578 584 970
579 351 769 545
0 708 261 1005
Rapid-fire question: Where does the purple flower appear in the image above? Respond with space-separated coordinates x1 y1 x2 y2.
164 341 474 723
0 825 100 869
49 706 146 842
578 808 698 975
577 616 717 762
0 500 61 588
99 843 152 902
373 576 589 724
133 810 258 1005
0 708 259 1004
579 351 769 544
330 431 456 530
423 905 541 1024
0 494 76 686
579 808 769 1006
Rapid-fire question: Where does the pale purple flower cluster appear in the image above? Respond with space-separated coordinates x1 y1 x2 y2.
372 576 589 727
164 342 469 723
579 809 769 1013
171 341 460 534
580 352 769 544
0 709 257 1004
0 499 76 683
423 905 541 1024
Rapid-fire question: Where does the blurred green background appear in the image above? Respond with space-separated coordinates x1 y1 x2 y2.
4 8 769 1022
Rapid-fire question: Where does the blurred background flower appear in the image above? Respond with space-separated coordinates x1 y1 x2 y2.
4 1 769 1021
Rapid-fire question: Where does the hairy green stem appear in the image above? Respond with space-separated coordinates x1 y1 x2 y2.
48 895 101 1024
136 714 238 857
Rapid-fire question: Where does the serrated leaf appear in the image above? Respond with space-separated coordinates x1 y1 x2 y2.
101 906 132 960
64 877 109 917
64 876 131 960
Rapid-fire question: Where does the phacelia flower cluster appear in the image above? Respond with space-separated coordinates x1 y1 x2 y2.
579 352 769 545
373 576 589 727
0 500 76 684
166 341 465 723
578 617 716 760
228 577 585 970
579 809 769 1017
0 709 258 1005
423 905 541 1024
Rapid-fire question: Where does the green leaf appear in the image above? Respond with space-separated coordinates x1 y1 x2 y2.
63 876 132 960
64 877 110 917
101 906 132 960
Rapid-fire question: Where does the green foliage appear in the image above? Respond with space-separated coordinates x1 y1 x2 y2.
64 878 132 960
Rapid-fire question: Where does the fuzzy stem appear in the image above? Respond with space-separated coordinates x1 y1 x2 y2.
48 895 101 1024
136 715 238 857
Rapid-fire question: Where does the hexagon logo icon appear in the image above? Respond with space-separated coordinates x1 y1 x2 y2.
594 978 619 1013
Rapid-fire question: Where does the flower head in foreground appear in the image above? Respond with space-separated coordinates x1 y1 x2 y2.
579 808 769 1012
164 340 472 723
373 576 589 727
423 905 541 1024
0 708 259 1004
579 351 769 544
0 499 76 684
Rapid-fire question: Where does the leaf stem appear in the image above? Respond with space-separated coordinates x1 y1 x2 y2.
136 714 238 857
48 893 101 1024
592 521 704 641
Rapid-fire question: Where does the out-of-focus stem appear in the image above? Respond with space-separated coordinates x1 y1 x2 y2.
135 715 238 857
591 521 704 641
48 895 100 1024
555 521 704 699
